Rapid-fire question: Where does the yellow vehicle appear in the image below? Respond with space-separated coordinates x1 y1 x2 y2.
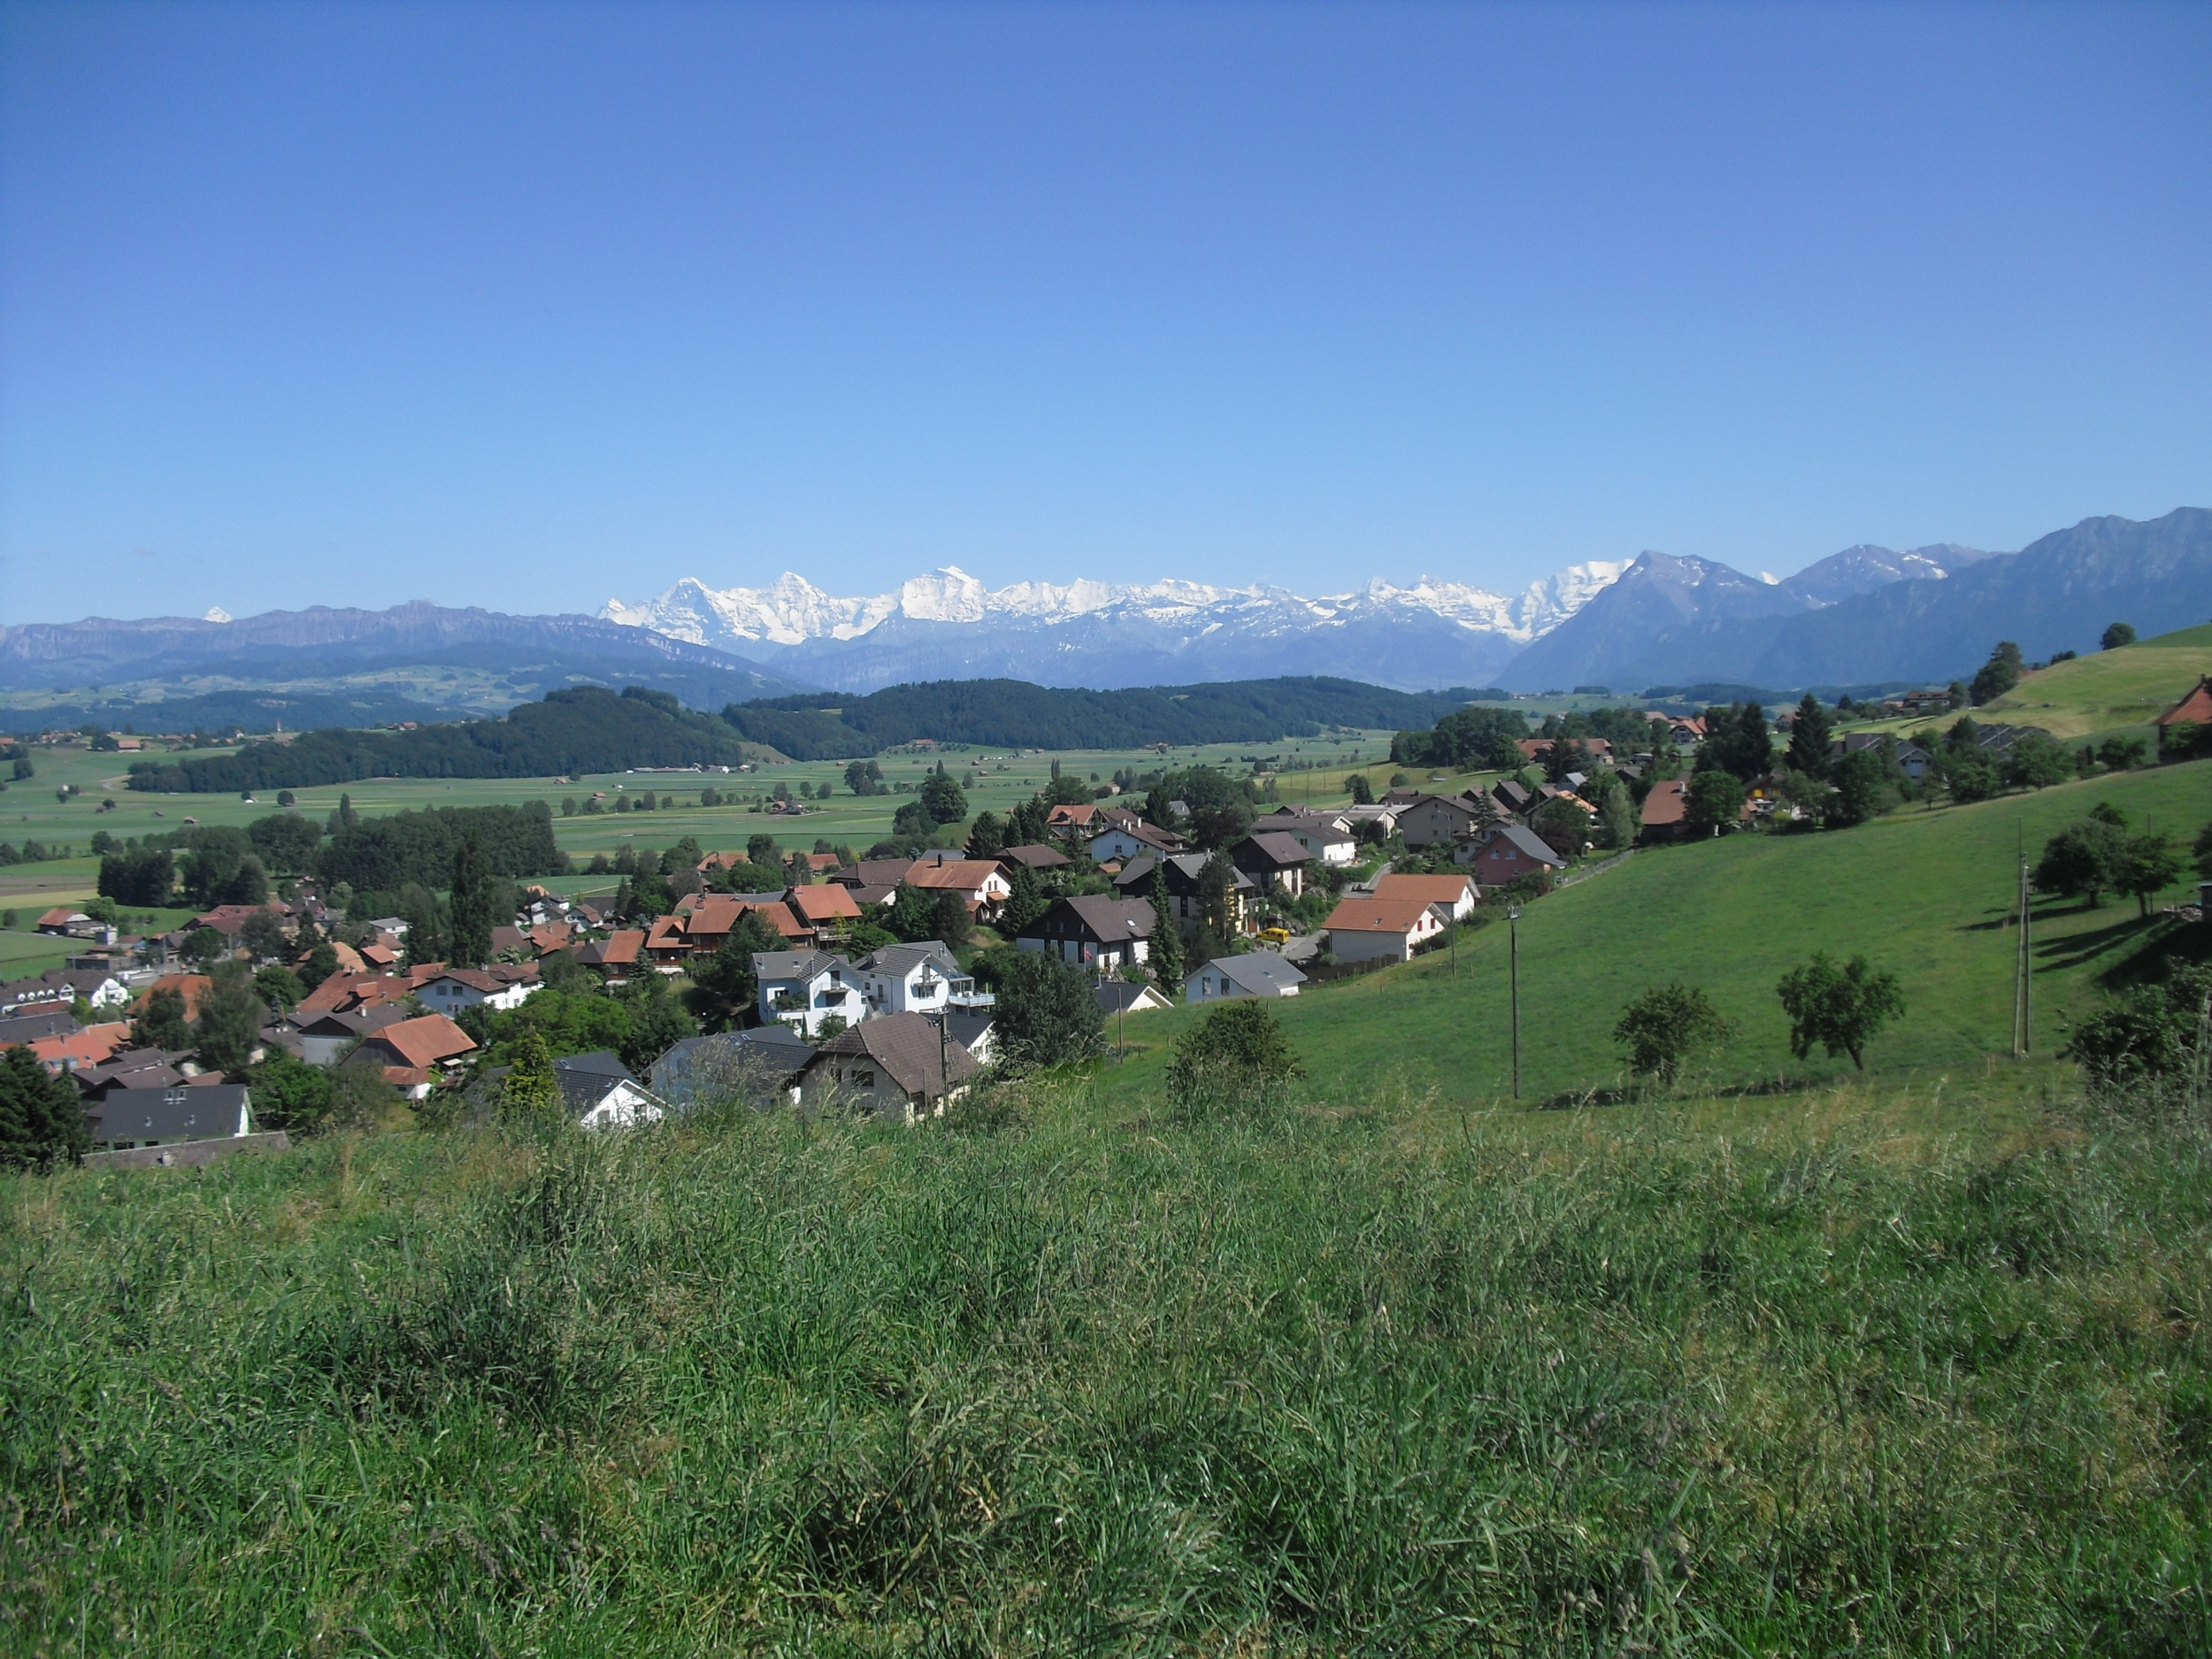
1257 926 1291 947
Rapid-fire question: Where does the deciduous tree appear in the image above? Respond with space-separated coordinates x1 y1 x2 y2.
1776 953 1904 1071
1612 984 1733 1085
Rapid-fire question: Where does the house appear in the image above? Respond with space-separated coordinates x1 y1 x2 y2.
853 941 992 1018
1396 793 1489 849
1640 779 1690 842
650 1026 811 1108
1045 803 1098 838
1 967 129 1011
1015 896 1156 972
1490 780 1536 820
418 965 541 1016
69 1048 196 1101
2158 675 2212 734
575 929 647 981
792 1011 980 1123
0 1009 84 1049
288 1002 411 1066
35 908 96 939
28 1021 132 1074
346 1013 476 1098
1095 979 1175 1018
552 1051 665 1130
1517 736 1613 767
754 949 861 1037
1322 897 1448 964
1250 807 1361 865
192 902 290 941
88 1085 254 1150
1184 951 1306 1003
787 883 864 933
1371 872 1479 922
696 849 751 876
1229 832 1315 899
1112 853 1257 939
942 1007 996 1064
1087 820 1188 864
908 858 1014 918
998 843 1072 873
131 973 213 1020
829 856 920 907
1455 824 1570 880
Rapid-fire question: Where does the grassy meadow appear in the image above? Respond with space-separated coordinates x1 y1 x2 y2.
1093 757 2212 1114
4 1071 2211 1654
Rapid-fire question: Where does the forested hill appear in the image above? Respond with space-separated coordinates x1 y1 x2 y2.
126 687 751 794
721 677 1500 760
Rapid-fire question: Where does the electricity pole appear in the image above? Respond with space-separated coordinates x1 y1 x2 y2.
1507 901 1522 1100
2013 821 2032 1058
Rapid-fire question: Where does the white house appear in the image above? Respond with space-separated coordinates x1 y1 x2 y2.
853 941 994 1019
754 949 862 1037
1250 808 1362 865
1369 872 1479 922
554 1051 665 1132
1086 821 1187 864
1322 895 1449 964
417 966 541 1016
1184 951 1306 1004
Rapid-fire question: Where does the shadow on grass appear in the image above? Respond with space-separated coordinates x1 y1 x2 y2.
2095 915 2212 992
1533 1073 1818 1112
2034 912 2165 974
1959 897 2096 934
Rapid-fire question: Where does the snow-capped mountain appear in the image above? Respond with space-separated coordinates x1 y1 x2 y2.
602 562 1631 694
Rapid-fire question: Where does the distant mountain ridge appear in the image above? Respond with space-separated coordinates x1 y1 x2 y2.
603 564 1629 694
1505 511 2208 691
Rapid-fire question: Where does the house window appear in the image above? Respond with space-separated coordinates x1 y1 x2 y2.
853 1070 874 1089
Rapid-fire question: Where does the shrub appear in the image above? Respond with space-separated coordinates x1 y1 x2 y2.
1611 984 1733 1086
1165 1001 1304 1118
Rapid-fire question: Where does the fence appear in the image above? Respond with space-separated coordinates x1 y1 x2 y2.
83 1132 292 1171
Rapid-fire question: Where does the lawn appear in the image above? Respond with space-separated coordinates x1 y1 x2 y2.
1090 758 2212 1115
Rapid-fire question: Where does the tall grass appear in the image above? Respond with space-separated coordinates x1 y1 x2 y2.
3 1085 2208 1654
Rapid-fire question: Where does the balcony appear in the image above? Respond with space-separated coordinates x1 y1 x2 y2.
946 977 995 1010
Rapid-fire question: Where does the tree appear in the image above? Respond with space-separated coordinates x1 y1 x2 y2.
239 909 289 963
747 833 780 866
1146 866 1185 986
1164 1001 1303 1114
1529 796 1588 860
1784 695 1832 780
1347 773 1374 805
1827 748 1899 828
398 885 446 966
180 926 229 971
964 811 1005 858
2002 732 2073 790
2101 622 2137 650
2196 819 2212 879
1009 796 1051 847
327 792 360 832
887 881 938 943
1612 984 1733 1085
932 889 972 950
1000 862 1047 937
131 986 192 1051
1776 953 1904 1071
1542 737 1587 785
1698 703 1772 782
2034 819 2126 906
686 908 787 1032
248 1050 334 1135
98 846 173 907
2097 734 2148 772
992 951 1104 1067
844 759 886 795
0 1044 92 1170
1684 770 1746 833
2115 832 2185 918
1969 641 2024 706
892 801 934 839
1196 851 1238 942
1142 783 1177 827
253 964 305 1012
2062 964 2209 1089
191 962 265 1076
920 766 968 826
246 812 322 873
502 1027 561 1118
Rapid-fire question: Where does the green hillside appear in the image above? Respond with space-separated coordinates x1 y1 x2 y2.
1970 621 2212 741
1095 758 2212 1112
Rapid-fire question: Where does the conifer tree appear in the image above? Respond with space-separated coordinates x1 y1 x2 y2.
502 1028 560 1118
1785 694 1832 780
1147 866 1185 986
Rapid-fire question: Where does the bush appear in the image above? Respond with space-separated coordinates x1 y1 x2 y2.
993 953 1104 1069
1611 984 1733 1086
1164 1001 1304 1118
2062 965 2210 1093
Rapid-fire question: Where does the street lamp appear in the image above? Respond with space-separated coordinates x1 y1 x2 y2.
1506 901 1522 1100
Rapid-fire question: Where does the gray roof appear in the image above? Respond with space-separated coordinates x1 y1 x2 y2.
1112 853 1253 896
943 1009 995 1053
552 1050 646 1115
999 843 1071 869
1022 895 1156 944
803 1010 979 1098
855 941 959 977
1194 952 1306 995
91 1085 250 1142
1480 824 1570 867
651 1027 809 1104
0 1010 80 1044
1234 831 1313 869
752 949 849 982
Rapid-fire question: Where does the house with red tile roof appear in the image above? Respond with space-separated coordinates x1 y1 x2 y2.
346 1013 475 1097
1322 895 1448 964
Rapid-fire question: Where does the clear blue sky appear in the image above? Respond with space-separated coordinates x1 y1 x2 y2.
3 1 2207 626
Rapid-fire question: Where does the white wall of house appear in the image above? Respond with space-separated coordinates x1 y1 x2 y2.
578 1081 664 1132
759 969 861 1037
1327 915 1443 964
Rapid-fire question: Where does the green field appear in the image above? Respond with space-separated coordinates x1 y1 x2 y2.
1091 758 2212 1113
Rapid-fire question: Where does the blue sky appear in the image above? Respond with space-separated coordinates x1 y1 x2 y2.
2 1 2207 626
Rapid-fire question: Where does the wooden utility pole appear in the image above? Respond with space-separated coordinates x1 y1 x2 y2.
2013 821 2032 1058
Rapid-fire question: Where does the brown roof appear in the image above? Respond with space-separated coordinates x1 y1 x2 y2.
998 843 1071 870
833 858 918 889
365 1013 476 1069
2157 675 2212 728
1046 803 1096 827
1324 897 1444 936
1640 779 1688 827
696 850 750 872
1235 832 1312 869
1371 874 1475 907
908 860 1007 894
803 1010 979 1099
787 884 862 923
131 972 212 1020
582 929 646 966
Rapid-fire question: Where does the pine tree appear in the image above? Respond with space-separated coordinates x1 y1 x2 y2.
0 1044 92 1169
1001 862 1047 936
448 833 495 968
1146 866 1185 986
1785 694 1833 780
502 1028 560 1118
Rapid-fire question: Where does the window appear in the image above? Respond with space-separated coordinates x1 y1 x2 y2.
853 1070 875 1089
